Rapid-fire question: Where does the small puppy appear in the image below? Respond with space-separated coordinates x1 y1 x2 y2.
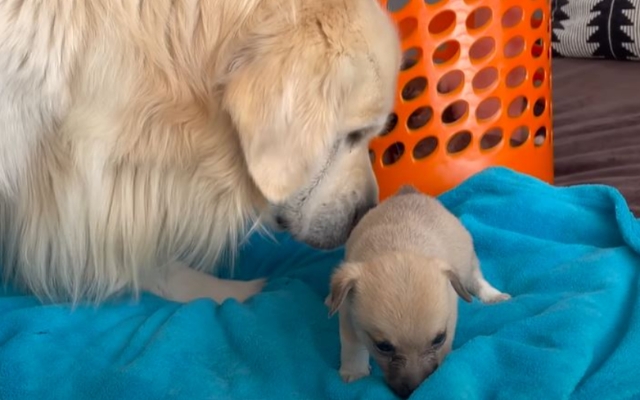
326 186 510 398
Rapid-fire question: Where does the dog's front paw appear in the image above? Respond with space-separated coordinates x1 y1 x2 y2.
339 365 371 383
225 278 266 302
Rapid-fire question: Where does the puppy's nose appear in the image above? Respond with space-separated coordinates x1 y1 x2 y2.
392 381 417 399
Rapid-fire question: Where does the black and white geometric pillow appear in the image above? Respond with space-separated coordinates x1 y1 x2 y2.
552 0 640 60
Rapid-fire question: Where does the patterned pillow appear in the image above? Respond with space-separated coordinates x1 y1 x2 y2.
552 0 640 60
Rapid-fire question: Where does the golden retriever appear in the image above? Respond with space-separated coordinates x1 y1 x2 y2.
0 0 401 304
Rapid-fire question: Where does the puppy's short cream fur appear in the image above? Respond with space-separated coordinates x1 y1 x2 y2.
0 0 401 304
326 186 510 398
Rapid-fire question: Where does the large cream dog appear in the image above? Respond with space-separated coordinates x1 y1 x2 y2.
0 0 401 304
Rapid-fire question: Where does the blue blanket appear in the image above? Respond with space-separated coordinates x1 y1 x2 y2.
1 167 639 400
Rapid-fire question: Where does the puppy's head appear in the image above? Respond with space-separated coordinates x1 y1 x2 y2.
326 253 472 398
221 0 401 249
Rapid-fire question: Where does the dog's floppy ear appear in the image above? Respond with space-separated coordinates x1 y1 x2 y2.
221 31 351 204
325 262 363 317
444 269 473 303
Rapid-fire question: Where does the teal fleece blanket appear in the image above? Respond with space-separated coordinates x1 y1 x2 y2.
1 167 639 399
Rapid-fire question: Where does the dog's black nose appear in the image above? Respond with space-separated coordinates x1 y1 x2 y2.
274 215 289 230
349 200 376 232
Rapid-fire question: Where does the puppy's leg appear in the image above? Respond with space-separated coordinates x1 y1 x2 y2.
338 309 371 383
469 257 511 304
145 262 265 303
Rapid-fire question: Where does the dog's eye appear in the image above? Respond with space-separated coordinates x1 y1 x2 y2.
346 130 365 147
375 340 395 353
431 332 447 348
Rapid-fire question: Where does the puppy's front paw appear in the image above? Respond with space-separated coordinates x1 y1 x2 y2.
481 291 511 304
490 292 511 303
225 278 266 303
339 365 371 383
475 279 511 304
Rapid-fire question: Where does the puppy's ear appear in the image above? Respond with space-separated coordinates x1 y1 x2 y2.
444 270 473 303
397 185 420 195
326 262 363 317
221 31 351 204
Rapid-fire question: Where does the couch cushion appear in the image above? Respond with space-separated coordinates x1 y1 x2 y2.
552 58 640 215
552 0 640 61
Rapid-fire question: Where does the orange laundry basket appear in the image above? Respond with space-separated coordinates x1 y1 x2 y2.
371 0 554 200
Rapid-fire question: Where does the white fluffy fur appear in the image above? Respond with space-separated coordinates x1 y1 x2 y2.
0 0 401 303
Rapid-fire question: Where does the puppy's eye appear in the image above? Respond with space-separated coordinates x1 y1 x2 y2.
431 332 447 348
375 341 395 353
346 130 365 146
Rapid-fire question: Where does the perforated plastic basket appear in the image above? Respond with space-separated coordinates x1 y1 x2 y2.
371 0 554 200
